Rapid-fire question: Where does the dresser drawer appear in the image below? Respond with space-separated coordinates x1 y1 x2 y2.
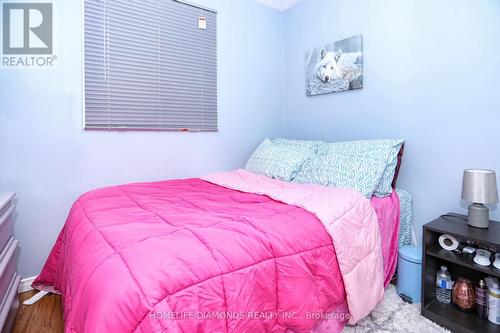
0 274 20 333
0 194 15 255
0 239 18 312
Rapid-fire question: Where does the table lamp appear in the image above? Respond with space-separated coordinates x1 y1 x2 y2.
462 169 498 228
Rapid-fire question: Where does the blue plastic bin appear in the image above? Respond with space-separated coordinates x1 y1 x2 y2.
396 245 422 304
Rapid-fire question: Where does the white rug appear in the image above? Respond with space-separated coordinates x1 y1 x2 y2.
343 285 450 333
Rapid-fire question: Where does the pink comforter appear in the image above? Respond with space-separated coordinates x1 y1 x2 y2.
34 170 394 332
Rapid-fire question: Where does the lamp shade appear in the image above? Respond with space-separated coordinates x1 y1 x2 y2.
462 169 499 204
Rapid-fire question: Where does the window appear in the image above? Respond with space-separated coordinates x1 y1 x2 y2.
84 0 217 131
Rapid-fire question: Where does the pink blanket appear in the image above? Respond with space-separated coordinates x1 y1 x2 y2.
312 190 400 333
34 170 396 332
371 193 400 287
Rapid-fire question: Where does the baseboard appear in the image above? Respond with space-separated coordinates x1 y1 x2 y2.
18 276 37 293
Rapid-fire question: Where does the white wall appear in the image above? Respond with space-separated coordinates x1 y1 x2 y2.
0 0 285 277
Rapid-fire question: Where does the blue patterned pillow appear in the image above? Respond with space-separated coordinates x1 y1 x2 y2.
293 150 390 197
272 138 322 151
396 188 414 247
318 139 404 197
245 139 315 181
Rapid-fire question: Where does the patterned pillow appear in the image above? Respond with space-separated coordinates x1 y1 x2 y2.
293 150 390 197
272 138 322 151
318 139 404 197
396 188 414 247
245 139 315 181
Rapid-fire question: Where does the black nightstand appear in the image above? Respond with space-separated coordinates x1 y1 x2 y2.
422 213 500 333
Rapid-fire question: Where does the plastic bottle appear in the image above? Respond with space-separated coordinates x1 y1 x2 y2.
485 277 500 325
436 266 452 303
476 280 488 320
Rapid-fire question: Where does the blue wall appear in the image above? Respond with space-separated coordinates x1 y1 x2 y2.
2 0 500 278
283 0 500 242
0 0 285 277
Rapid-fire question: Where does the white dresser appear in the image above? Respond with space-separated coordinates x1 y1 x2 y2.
0 194 20 333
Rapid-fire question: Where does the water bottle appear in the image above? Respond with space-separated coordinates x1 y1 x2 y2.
436 266 452 303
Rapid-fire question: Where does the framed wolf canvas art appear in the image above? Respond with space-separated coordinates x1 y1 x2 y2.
306 34 363 96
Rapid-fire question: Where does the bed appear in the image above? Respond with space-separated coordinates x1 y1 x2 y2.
33 139 411 333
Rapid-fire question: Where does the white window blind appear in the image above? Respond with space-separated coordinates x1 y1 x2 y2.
84 0 217 131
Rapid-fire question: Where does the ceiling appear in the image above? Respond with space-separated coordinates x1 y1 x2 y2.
256 0 303 11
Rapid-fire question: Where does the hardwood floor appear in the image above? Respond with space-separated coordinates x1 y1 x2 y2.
10 281 399 333
13 291 63 333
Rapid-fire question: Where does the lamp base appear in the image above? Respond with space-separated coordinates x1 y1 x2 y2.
467 203 489 229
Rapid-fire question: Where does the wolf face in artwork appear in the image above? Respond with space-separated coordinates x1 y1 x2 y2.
315 48 342 83
305 34 363 96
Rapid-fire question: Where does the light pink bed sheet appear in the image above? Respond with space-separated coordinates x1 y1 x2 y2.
371 192 400 287
311 191 400 333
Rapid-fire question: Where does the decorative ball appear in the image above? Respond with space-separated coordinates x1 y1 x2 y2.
452 277 476 311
